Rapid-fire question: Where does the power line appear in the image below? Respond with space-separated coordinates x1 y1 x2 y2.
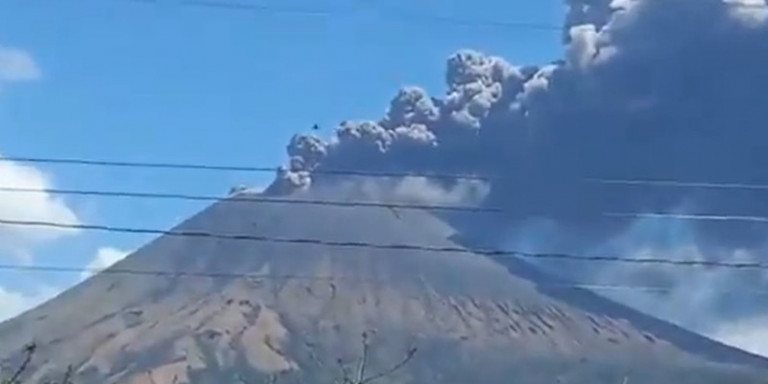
605 212 768 223
11 156 768 190
2 263 767 296
0 156 491 181
7 187 768 223
127 0 563 32
2 156 278 173
551 283 768 296
589 178 768 191
387 11 562 31
1 218 767 270
0 186 502 214
181 0 341 16
0 263 349 281
123 0 768 31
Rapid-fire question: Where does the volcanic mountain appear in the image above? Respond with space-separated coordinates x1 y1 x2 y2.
1 191 767 384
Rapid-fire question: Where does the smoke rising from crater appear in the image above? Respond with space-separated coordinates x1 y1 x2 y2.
268 0 768 341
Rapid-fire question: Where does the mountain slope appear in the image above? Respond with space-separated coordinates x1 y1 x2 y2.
0 192 766 384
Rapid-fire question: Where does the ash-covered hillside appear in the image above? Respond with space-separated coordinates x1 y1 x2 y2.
0 190 766 383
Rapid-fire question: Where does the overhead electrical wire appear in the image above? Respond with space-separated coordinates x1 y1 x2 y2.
0 156 491 181
1 218 767 270
8 156 768 192
0 186 502 214
124 0 564 32
604 212 768 223
181 0 338 16
2 263 768 295
121 0 768 26
589 178 768 191
5 187 768 223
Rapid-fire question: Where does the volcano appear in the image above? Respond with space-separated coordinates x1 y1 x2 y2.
1 190 767 384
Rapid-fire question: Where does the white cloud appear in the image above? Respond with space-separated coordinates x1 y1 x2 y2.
567 24 600 69
0 45 40 83
391 177 490 206
81 247 130 280
0 42 70 324
0 245 129 321
711 317 768 357
338 176 490 207
725 0 768 26
0 285 59 323
0 156 80 260
229 184 265 195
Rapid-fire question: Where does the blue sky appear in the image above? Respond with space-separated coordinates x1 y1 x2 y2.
0 0 563 315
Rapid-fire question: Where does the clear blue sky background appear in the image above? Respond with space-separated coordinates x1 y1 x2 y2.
0 0 563 294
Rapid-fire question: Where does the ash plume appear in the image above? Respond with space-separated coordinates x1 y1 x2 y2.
268 0 768 346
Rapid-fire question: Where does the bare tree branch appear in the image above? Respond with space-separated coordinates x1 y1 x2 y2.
59 365 73 384
354 332 370 384
336 357 354 384
326 331 418 384
6 343 36 384
359 346 417 384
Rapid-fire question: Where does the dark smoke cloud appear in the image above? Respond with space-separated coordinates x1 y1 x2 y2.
268 0 768 342
274 0 768 244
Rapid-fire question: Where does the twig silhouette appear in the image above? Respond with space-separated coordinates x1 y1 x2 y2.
359 346 417 384
336 331 418 384
354 332 370 384
1 335 417 384
56 365 74 384
4 343 36 384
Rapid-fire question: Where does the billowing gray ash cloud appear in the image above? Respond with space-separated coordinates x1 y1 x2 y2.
268 0 768 342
